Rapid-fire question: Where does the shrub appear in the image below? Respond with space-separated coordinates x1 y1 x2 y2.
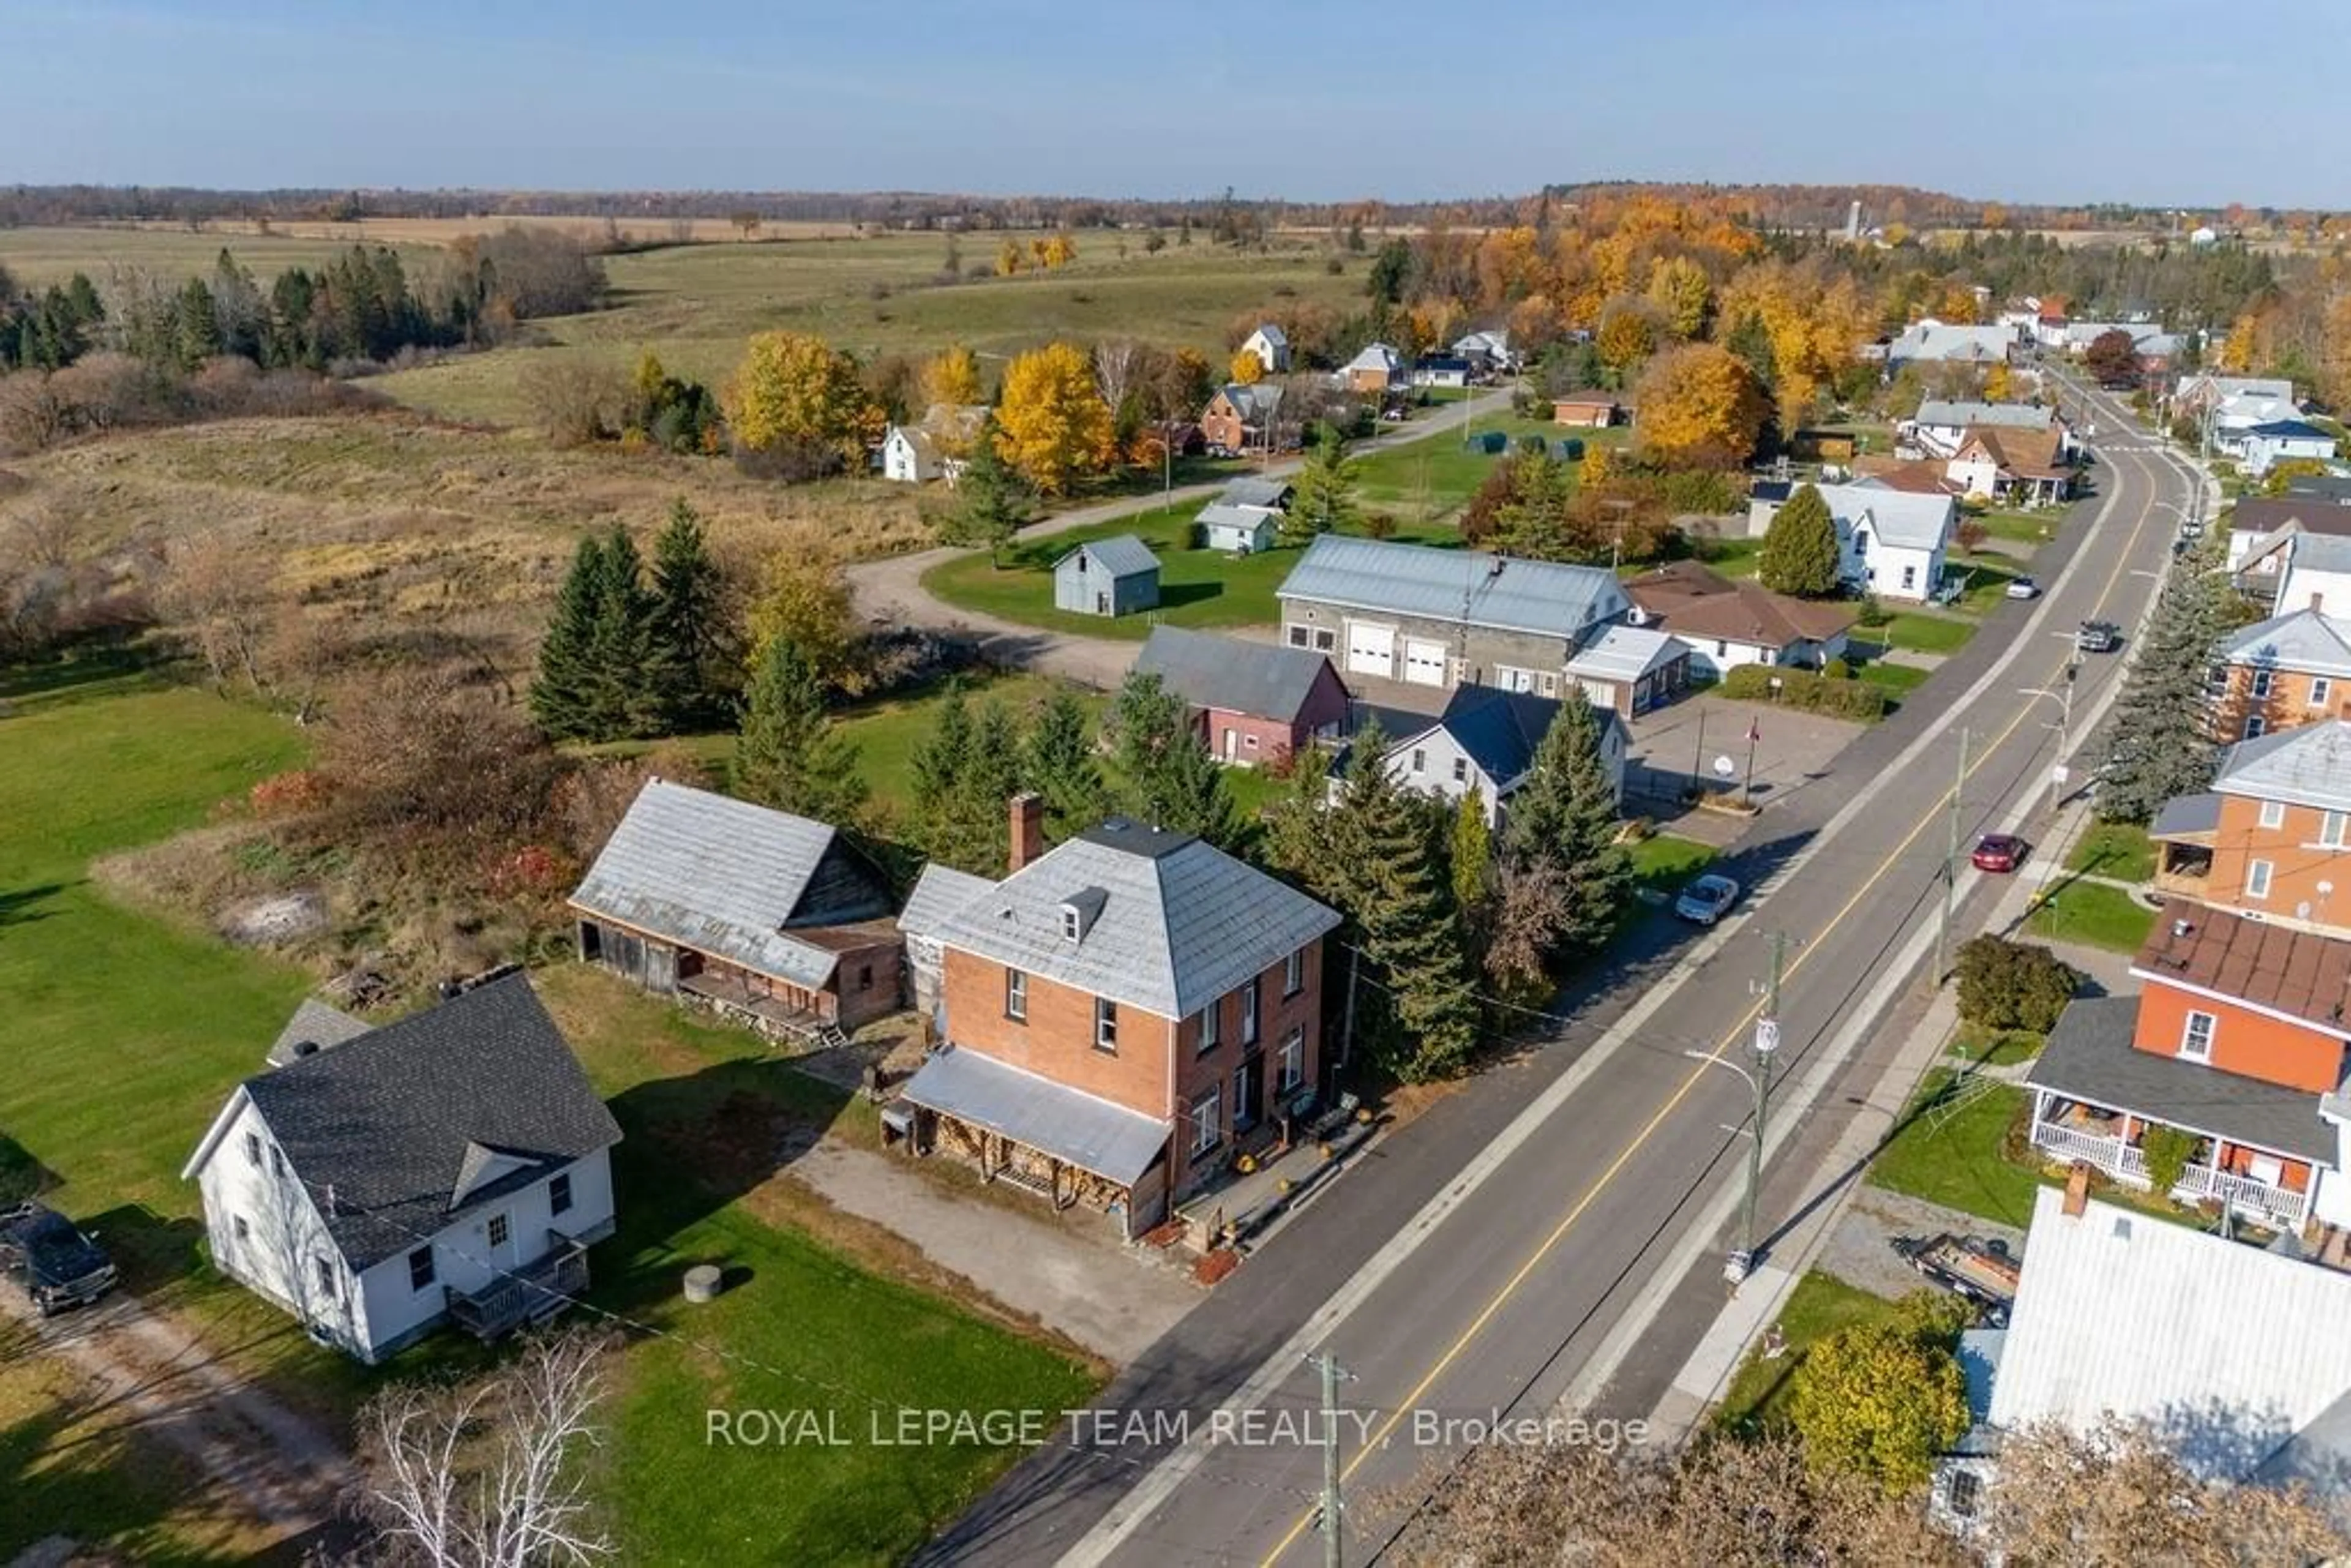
1955 934 2081 1034
250 768 332 819
1856 592 1891 628
1823 656 1853 680
1717 664 1888 721
1361 510 1399 540
2140 1123 2200 1195
1955 519 1990 553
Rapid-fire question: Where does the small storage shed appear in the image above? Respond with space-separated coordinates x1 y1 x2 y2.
1054 535 1161 617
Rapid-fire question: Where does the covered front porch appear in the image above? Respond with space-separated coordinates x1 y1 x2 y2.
2025 997 2330 1231
677 966 844 1049
893 1045 1173 1240
2147 791 2219 898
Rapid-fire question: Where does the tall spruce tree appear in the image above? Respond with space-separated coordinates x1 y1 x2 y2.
1326 721 1480 1081
946 417 1032 564
910 680 975 855
734 637 868 827
1282 430 1359 546
1502 700 1631 958
2096 538 2241 823
582 526 658 740
1758 483 1841 598
529 534 610 740
1450 790 1494 913
645 499 731 732
1025 688 1109 842
1108 670 1238 847
954 700 1027 872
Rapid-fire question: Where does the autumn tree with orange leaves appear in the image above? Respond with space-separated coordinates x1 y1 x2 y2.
1633 343 1766 469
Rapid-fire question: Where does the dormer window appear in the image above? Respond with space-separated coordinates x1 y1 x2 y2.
1060 887 1106 942
1062 907 1081 940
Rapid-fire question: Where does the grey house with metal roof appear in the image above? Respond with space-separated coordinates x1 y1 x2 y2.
1277 535 1633 701
182 975 622 1362
569 779 902 1038
1053 534 1161 617
894 817 1341 1237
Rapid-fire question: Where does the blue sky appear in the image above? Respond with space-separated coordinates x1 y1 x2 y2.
6 1 2346 206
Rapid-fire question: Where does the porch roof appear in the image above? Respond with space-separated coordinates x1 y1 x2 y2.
2147 790 2221 844
898 1046 1171 1188
2027 997 2335 1163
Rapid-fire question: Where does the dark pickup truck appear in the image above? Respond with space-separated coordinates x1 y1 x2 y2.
0 1201 119 1316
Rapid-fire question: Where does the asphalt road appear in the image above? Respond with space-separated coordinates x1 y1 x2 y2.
920 381 2199 1568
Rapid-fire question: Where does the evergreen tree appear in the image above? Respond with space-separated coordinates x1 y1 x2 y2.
944 416 1032 563
1450 790 1494 913
1326 722 1479 1081
1725 310 1778 394
1283 428 1359 546
529 534 609 740
1108 671 1239 847
1502 700 1632 958
582 526 658 740
1025 688 1109 842
644 499 731 732
1758 482 1841 598
910 680 975 854
958 699 1027 870
2096 538 2241 823
734 637 868 827
173 276 221 369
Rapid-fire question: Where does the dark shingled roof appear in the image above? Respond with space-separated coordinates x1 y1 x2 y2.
239 975 621 1270
2132 904 2351 1037
2027 996 2334 1163
1134 626 1340 724
2229 497 2351 541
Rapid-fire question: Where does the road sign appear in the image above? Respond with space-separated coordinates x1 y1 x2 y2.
1754 1018 1781 1056
1712 754 1737 778
2052 764 2070 785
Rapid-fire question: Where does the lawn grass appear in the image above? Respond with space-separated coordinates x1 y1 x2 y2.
1714 1270 1894 1434
923 501 1458 639
1883 612 1977 655
2024 877 2157 953
1854 661 1930 697
2064 820 2156 883
1628 833 1716 892
1951 558 2029 615
1978 510 2058 546
1865 1070 2041 1229
1951 1021 2044 1068
1348 416 1622 524
838 673 1100 813
1694 536 1763 580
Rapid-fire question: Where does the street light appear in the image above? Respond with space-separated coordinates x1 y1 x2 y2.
2020 672 2079 811
1685 929 1786 1286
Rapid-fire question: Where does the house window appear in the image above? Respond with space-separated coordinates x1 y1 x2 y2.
1284 947 1305 998
1900 564 1918 591
2259 799 2287 830
550 1172 574 1217
1715 640 1730 659
2180 1010 2217 1062
1095 997 1119 1053
487 1213 511 1250
2244 715 2267 739
2312 677 2333 707
1288 625 1310 648
1242 977 1261 1047
1539 672 1559 697
408 1247 436 1292
271 1145 286 1179
1314 629 1335 652
1452 757 1469 784
232 1214 250 1242
1005 968 1027 1022
1198 997 1221 1055
1190 1088 1221 1157
244 1132 261 1168
1411 748 1427 774
2246 859 2274 899
1945 1468 1982 1520
313 1256 338 1301
2251 667 2274 698
1061 906 1082 941
2324 811 2348 849
857 964 874 992
1278 1029 1305 1093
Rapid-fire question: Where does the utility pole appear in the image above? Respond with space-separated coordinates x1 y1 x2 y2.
1305 1349 1354 1568
1741 931 1787 1265
1938 726 1970 981
1338 945 1360 1071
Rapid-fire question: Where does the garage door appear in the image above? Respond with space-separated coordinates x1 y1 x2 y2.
1346 622 1395 678
1403 639 1449 687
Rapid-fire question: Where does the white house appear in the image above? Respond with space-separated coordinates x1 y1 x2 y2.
2176 372 2293 419
1905 399 2063 460
1818 481 1956 602
1412 356 1472 389
1452 329 1515 375
1240 323 1290 376
2242 419 2339 479
2271 532 2351 617
1365 685 1627 827
2211 392 2305 456
880 403 988 484
1885 320 2019 370
182 975 622 1364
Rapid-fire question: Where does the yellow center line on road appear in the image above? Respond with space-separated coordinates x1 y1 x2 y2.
1254 430 2165 1566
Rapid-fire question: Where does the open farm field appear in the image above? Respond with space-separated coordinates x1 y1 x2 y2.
0 223 433 287
375 235 1363 426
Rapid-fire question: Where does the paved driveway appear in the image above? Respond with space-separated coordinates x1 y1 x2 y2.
1625 693 1864 835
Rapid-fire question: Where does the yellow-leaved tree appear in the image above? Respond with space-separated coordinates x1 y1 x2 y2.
1633 342 1766 470
744 550 861 694
1982 362 2015 402
995 240 1025 277
1228 348 1265 386
994 343 1116 496
1646 255 1713 340
1595 296 1660 380
723 331 880 471
1787 1293 1972 1493
1041 232 1078 269
921 345 984 409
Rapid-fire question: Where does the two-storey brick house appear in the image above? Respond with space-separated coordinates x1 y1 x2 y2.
2150 722 2351 934
894 800 1340 1238
2211 609 2351 741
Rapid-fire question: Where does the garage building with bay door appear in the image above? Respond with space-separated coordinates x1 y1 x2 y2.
1276 535 1635 700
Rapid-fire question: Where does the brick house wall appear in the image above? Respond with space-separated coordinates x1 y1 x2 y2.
2201 793 2351 936
1201 397 1248 452
1166 942 1324 1194
2214 662 2351 741
2132 979 2350 1094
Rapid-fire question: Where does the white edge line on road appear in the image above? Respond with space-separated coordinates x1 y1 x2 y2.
1055 399 2163 1568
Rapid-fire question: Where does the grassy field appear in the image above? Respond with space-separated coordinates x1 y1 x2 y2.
0 663 1100 1560
1629 833 1715 891
1866 1070 2039 1228
2024 877 2157 953
2064 820 2156 883
0 224 435 288
374 234 1365 426
1978 509 2060 547
1880 611 1977 655
1348 416 1622 523
1715 1270 1894 1434
1856 661 1930 699
923 500 1460 639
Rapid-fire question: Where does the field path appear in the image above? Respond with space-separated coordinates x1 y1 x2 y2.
3 1282 353 1545
849 389 1517 686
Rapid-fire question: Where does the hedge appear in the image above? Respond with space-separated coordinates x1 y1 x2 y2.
1718 664 1889 721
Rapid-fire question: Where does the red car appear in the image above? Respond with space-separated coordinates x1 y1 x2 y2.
1971 834 2027 873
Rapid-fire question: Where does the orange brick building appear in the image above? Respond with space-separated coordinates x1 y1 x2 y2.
894 800 1339 1238
2152 721 2351 936
2211 608 2351 741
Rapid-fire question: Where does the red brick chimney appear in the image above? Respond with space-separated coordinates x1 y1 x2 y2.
1009 792 1044 873
2062 1162 2091 1217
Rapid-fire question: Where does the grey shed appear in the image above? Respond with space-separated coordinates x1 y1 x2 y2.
1053 535 1161 618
